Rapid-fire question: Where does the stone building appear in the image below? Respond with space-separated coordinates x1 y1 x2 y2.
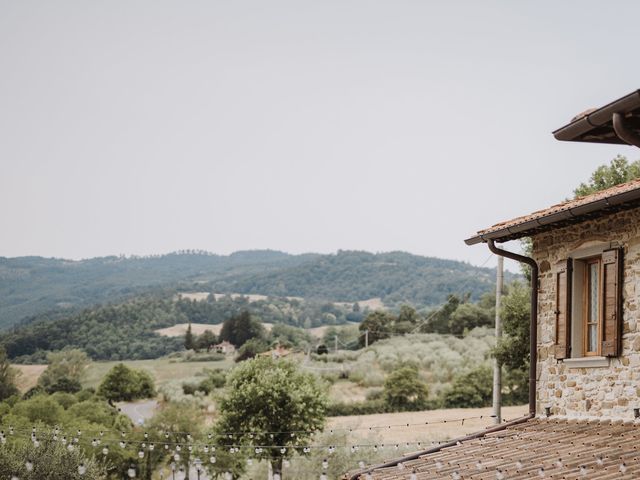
346 90 640 479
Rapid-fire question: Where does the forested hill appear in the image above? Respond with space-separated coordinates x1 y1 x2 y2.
0 250 516 329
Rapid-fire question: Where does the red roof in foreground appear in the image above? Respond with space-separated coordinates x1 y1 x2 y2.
465 178 640 245
351 417 640 479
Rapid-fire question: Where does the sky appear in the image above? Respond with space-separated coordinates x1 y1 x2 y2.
1 1 639 272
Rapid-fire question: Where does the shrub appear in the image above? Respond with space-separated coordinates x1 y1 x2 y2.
383 365 429 411
235 338 269 362
97 363 156 402
442 365 493 408
50 391 78 409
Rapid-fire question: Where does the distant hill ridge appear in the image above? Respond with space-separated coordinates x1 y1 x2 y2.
0 250 516 329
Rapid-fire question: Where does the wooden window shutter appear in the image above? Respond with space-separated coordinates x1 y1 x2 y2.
602 248 623 357
554 259 572 359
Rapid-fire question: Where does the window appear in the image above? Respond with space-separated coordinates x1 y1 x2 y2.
554 247 623 360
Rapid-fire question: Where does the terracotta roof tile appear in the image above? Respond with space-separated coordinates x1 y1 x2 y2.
465 178 640 245
351 417 640 479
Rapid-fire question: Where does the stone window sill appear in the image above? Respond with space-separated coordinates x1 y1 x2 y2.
562 357 610 368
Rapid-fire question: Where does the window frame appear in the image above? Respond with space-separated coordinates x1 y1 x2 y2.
581 256 603 357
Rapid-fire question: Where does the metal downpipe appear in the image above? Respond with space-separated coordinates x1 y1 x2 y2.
487 239 538 417
613 112 640 148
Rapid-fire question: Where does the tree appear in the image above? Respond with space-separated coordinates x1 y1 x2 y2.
145 402 206 479
574 155 640 197
219 311 265 347
195 329 217 351
215 356 328 478
184 322 196 351
358 311 394 347
448 303 493 336
394 305 419 334
0 347 19 401
97 363 156 402
38 349 89 392
235 338 269 362
383 364 429 411
492 281 530 403
442 365 493 408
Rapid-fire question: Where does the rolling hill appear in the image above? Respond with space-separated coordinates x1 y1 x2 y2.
0 250 516 329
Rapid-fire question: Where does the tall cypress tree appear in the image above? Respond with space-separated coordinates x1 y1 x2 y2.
184 322 195 351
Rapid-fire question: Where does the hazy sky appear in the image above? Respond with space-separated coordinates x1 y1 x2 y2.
1 1 639 271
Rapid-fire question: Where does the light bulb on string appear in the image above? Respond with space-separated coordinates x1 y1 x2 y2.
78 464 86 475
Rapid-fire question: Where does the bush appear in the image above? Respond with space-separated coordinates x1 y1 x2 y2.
50 391 78 409
326 399 387 416
235 338 269 362
45 376 82 394
182 352 225 362
97 363 156 402
383 365 429 411
316 344 329 355
442 365 492 408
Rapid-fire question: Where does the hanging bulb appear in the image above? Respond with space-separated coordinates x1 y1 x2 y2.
280 448 286 454
138 451 144 459
320 474 327 480
25 460 34 471
476 461 483 471
121 431 126 438
119 441 126 449
556 459 563 469
496 469 504 480
452 472 461 480
580 465 588 476
102 447 109 456
127 467 136 478
67 444 74 452
9 426 14 435
595 457 603 466
273 473 281 480
144 432 148 439
210 455 217 463
247 458 253 466
91 439 98 447
620 463 627 473
410 471 418 480
204 446 209 454
397 462 405 470
78 463 86 475
373 445 378 452
358 461 365 469
322 459 328 470
174 453 180 462
164 444 169 450
538 467 546 477
33 439 40 448
176 445 181 452
61 436 67 445
77 429 82 437
149 444 154 451
515 461 523 471
207 433 212 439
99 431 104 437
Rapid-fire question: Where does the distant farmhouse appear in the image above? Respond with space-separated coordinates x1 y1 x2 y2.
351 91 640 478
214 341 236 355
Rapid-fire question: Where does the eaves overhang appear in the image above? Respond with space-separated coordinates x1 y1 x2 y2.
464 182 640 245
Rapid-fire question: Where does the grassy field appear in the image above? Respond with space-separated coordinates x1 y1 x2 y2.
12 364 47 392
327 405 528 444
155 322 274 337
83 357 235 389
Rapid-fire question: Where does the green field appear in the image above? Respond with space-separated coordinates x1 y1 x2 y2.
83 356 235 389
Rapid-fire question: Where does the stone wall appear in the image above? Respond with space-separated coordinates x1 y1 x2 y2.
533 208 640 419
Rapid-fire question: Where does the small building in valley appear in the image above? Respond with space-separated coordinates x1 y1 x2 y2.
214 341 236 355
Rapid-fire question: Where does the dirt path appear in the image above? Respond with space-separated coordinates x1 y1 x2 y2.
117 400 159 425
